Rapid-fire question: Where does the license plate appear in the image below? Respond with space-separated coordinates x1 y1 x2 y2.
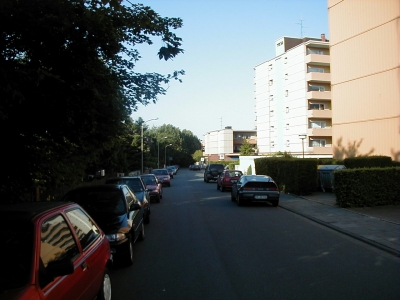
255 195 268 199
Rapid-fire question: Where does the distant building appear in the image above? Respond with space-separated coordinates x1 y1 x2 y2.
254 35 332 158
203 127 257 162
328 0 400 161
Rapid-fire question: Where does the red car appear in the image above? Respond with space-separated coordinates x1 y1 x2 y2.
151 168 171 187
217 170 243 192
0 201 112 300
141 174 163 203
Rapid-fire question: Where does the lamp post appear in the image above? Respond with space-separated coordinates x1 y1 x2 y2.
158 137 168 169
299 134 307 158
141 118 158 174
165 144 172 168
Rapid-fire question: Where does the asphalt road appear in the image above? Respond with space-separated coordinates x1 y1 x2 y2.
110 168 400 300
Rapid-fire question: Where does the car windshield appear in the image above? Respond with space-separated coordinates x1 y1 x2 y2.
64 190 126 215
142 177 156 185
0 214 33 292
152 169 168 175
107 178 144 193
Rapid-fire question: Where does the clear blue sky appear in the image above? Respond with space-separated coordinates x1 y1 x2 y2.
130 0 329 139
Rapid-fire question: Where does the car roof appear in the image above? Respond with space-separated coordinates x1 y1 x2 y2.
0 201 77 222
66 184 126 193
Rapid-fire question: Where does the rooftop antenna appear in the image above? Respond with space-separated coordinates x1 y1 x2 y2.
296 16 307 38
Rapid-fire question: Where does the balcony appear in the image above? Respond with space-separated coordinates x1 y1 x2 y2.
307 109 332 118
306 72 331 83
307 127 332 136
305 54 330 66
308 146 333 155
307 91 331 100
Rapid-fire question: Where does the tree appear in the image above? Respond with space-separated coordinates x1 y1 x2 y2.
0 0 184 201
240 140 255 156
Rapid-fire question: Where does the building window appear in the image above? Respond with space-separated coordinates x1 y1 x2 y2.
285 73 288 80
284 57 287 64
270 126 275 132
269 95 274 101
286 140 290 147
268 64 273 71
309 85 325 92
309 103 325 110
286 123 289 130
310 121 326 128
308 67 324 73
307 49 324 55
269 79 273 86
286 106 289 113
310 139 326 147
285 90 289 96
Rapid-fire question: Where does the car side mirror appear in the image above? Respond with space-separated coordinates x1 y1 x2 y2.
129 203 141 211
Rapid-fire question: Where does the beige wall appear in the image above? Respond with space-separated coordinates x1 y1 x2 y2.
328 0 400 161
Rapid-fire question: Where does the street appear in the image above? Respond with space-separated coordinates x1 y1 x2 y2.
110 168 399 300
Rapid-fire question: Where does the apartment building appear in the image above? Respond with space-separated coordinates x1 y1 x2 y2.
254 35 332 158
203 127 257 161
328 0 400 161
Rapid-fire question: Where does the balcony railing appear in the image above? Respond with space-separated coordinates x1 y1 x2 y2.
307 91 331 100
307 109 332 118
305 54 330 65
307 127 332 136
306 72 331 83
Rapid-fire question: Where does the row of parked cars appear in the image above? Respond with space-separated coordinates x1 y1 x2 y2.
0 167 179 300
203 163 280 207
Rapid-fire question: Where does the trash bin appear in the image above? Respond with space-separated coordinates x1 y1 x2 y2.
317 165 346 192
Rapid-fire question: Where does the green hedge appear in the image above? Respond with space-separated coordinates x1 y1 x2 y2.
343 156 393 169
334 167 400 207
255 157 318 195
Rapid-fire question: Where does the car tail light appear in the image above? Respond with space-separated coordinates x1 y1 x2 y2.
243 187 256 191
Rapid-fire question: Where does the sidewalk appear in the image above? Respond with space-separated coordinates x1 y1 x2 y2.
279 192 400 257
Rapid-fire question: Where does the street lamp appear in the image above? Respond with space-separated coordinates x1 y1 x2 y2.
158 136 168 169
164 144 172 168
141 118 158 174
299 134 307 158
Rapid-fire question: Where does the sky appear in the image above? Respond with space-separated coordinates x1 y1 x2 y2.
130 0 330 139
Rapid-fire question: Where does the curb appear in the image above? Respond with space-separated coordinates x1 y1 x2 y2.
278 202 400 258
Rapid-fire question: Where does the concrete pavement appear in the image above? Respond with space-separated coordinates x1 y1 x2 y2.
279 192 400 257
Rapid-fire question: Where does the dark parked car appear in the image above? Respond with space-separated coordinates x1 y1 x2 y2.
231 175 280 206
190 164 200 171
151 168 171 187
217 170 243 191
62 184 145 266
140 174 163 203
0 201 112 299
204 163 225 182
166 166 175 179
105 176 151 224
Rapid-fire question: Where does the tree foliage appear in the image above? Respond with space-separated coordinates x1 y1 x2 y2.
239 140 255 156
0 0 184 200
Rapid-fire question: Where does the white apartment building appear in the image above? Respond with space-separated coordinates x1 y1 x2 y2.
254 35 332 158
203 127 257 162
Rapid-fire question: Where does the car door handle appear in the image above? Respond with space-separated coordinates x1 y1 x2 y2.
81 261 88 270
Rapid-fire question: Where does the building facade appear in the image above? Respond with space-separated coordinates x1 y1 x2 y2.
328 0 400 161
203 127 257 161
254 35 332 158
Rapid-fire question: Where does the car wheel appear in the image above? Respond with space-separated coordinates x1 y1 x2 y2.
237 195 243 206
156 194 161 203
216 183 220 190
221 185 225 192
125 237 134 265
231 192 235 201
138 222 145 241
168 183 171 187
144 210 150 224
97 268 112 300
205 178 209 183
271 200 279 207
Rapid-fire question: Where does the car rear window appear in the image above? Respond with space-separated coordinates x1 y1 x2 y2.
244 182 278 189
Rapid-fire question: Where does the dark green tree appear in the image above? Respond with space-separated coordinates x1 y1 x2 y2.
240 140 255 156
0 0 184 201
